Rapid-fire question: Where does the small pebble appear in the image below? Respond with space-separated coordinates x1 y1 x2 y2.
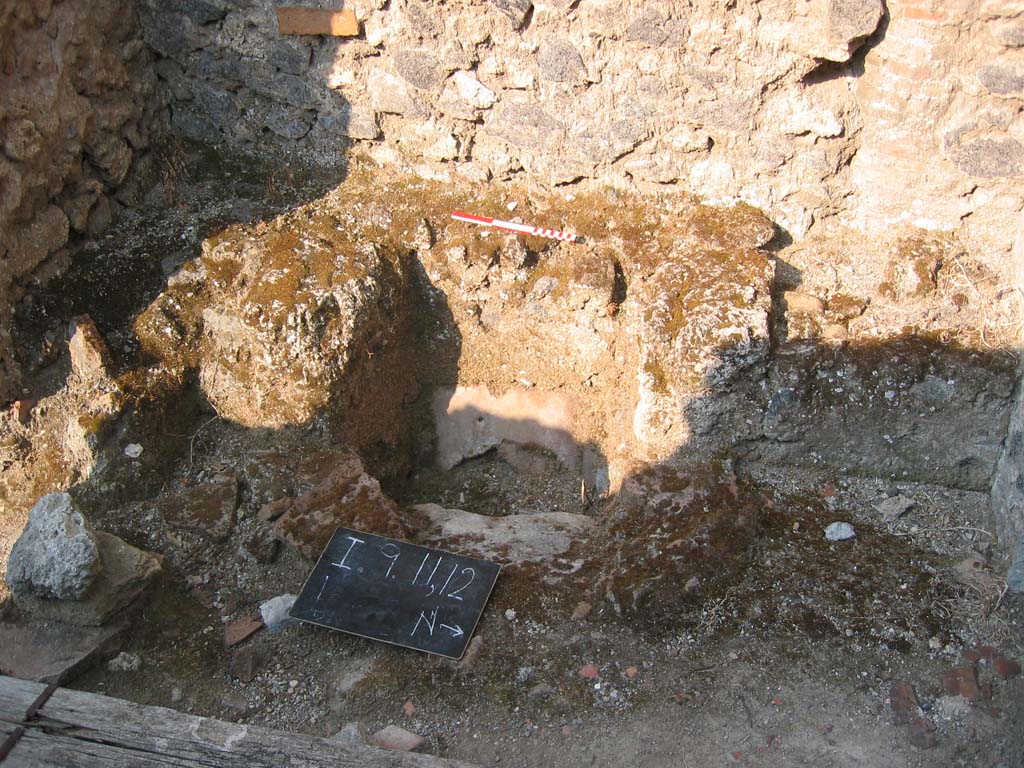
260 594 298 633
331 721 369 744
505 609 517 621
371 725 426 752
571 601 592 619
528 684 556 700
825 522 856 541
107 652 141 672
124 443 143 458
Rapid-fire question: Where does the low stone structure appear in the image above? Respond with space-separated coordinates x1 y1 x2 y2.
408 503 594 564
2 0 1024 600
135 212 413 431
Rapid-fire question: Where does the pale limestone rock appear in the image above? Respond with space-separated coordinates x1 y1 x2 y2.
68 315 112 381
664 125 712 153
6 494 100 601
368 68 421 115
409 504 594 564
451 71 497 108
784 291 826 315
370 725 426 753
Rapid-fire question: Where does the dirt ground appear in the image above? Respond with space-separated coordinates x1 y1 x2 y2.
2 141 1022 767
67 433 1024 767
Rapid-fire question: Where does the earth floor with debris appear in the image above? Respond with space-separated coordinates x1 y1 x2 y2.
1 141 1022 767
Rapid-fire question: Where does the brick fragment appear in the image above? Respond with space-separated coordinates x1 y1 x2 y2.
993 655 1021 680
941 667 982 701
225 615 263 647
889 682 920 725
276 7 358 37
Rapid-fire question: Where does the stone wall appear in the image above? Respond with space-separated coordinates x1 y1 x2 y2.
140 0 1023 257
0 0 158 402
138 0 1024 566
992 380 1024 589
991 223 1024 589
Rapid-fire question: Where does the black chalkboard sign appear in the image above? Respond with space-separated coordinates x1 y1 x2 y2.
289 527 501 659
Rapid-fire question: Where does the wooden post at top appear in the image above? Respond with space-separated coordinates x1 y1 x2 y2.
275 7 359 37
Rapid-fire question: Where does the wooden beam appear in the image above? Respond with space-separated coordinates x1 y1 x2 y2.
0 675 477 768
276 7 359 37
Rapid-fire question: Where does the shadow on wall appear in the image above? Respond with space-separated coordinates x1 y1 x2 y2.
10 138 352 407
137 0 363 165
4 132 1024 598
433 388 580 471
431 392 611 507
416 332 1022 574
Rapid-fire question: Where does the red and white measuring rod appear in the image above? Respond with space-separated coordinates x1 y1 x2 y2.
451 211 583 243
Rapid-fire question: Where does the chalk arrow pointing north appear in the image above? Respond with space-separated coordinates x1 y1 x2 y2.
440 624 464 638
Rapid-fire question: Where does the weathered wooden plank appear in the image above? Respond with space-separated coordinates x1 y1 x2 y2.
0 675 38 721
0 676 476 768
275 7 359 36
6 728 200 767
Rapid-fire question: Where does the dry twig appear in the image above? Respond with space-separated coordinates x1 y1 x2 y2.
189 415 220 466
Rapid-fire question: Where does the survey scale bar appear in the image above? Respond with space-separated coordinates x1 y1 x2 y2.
451 211 583 243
